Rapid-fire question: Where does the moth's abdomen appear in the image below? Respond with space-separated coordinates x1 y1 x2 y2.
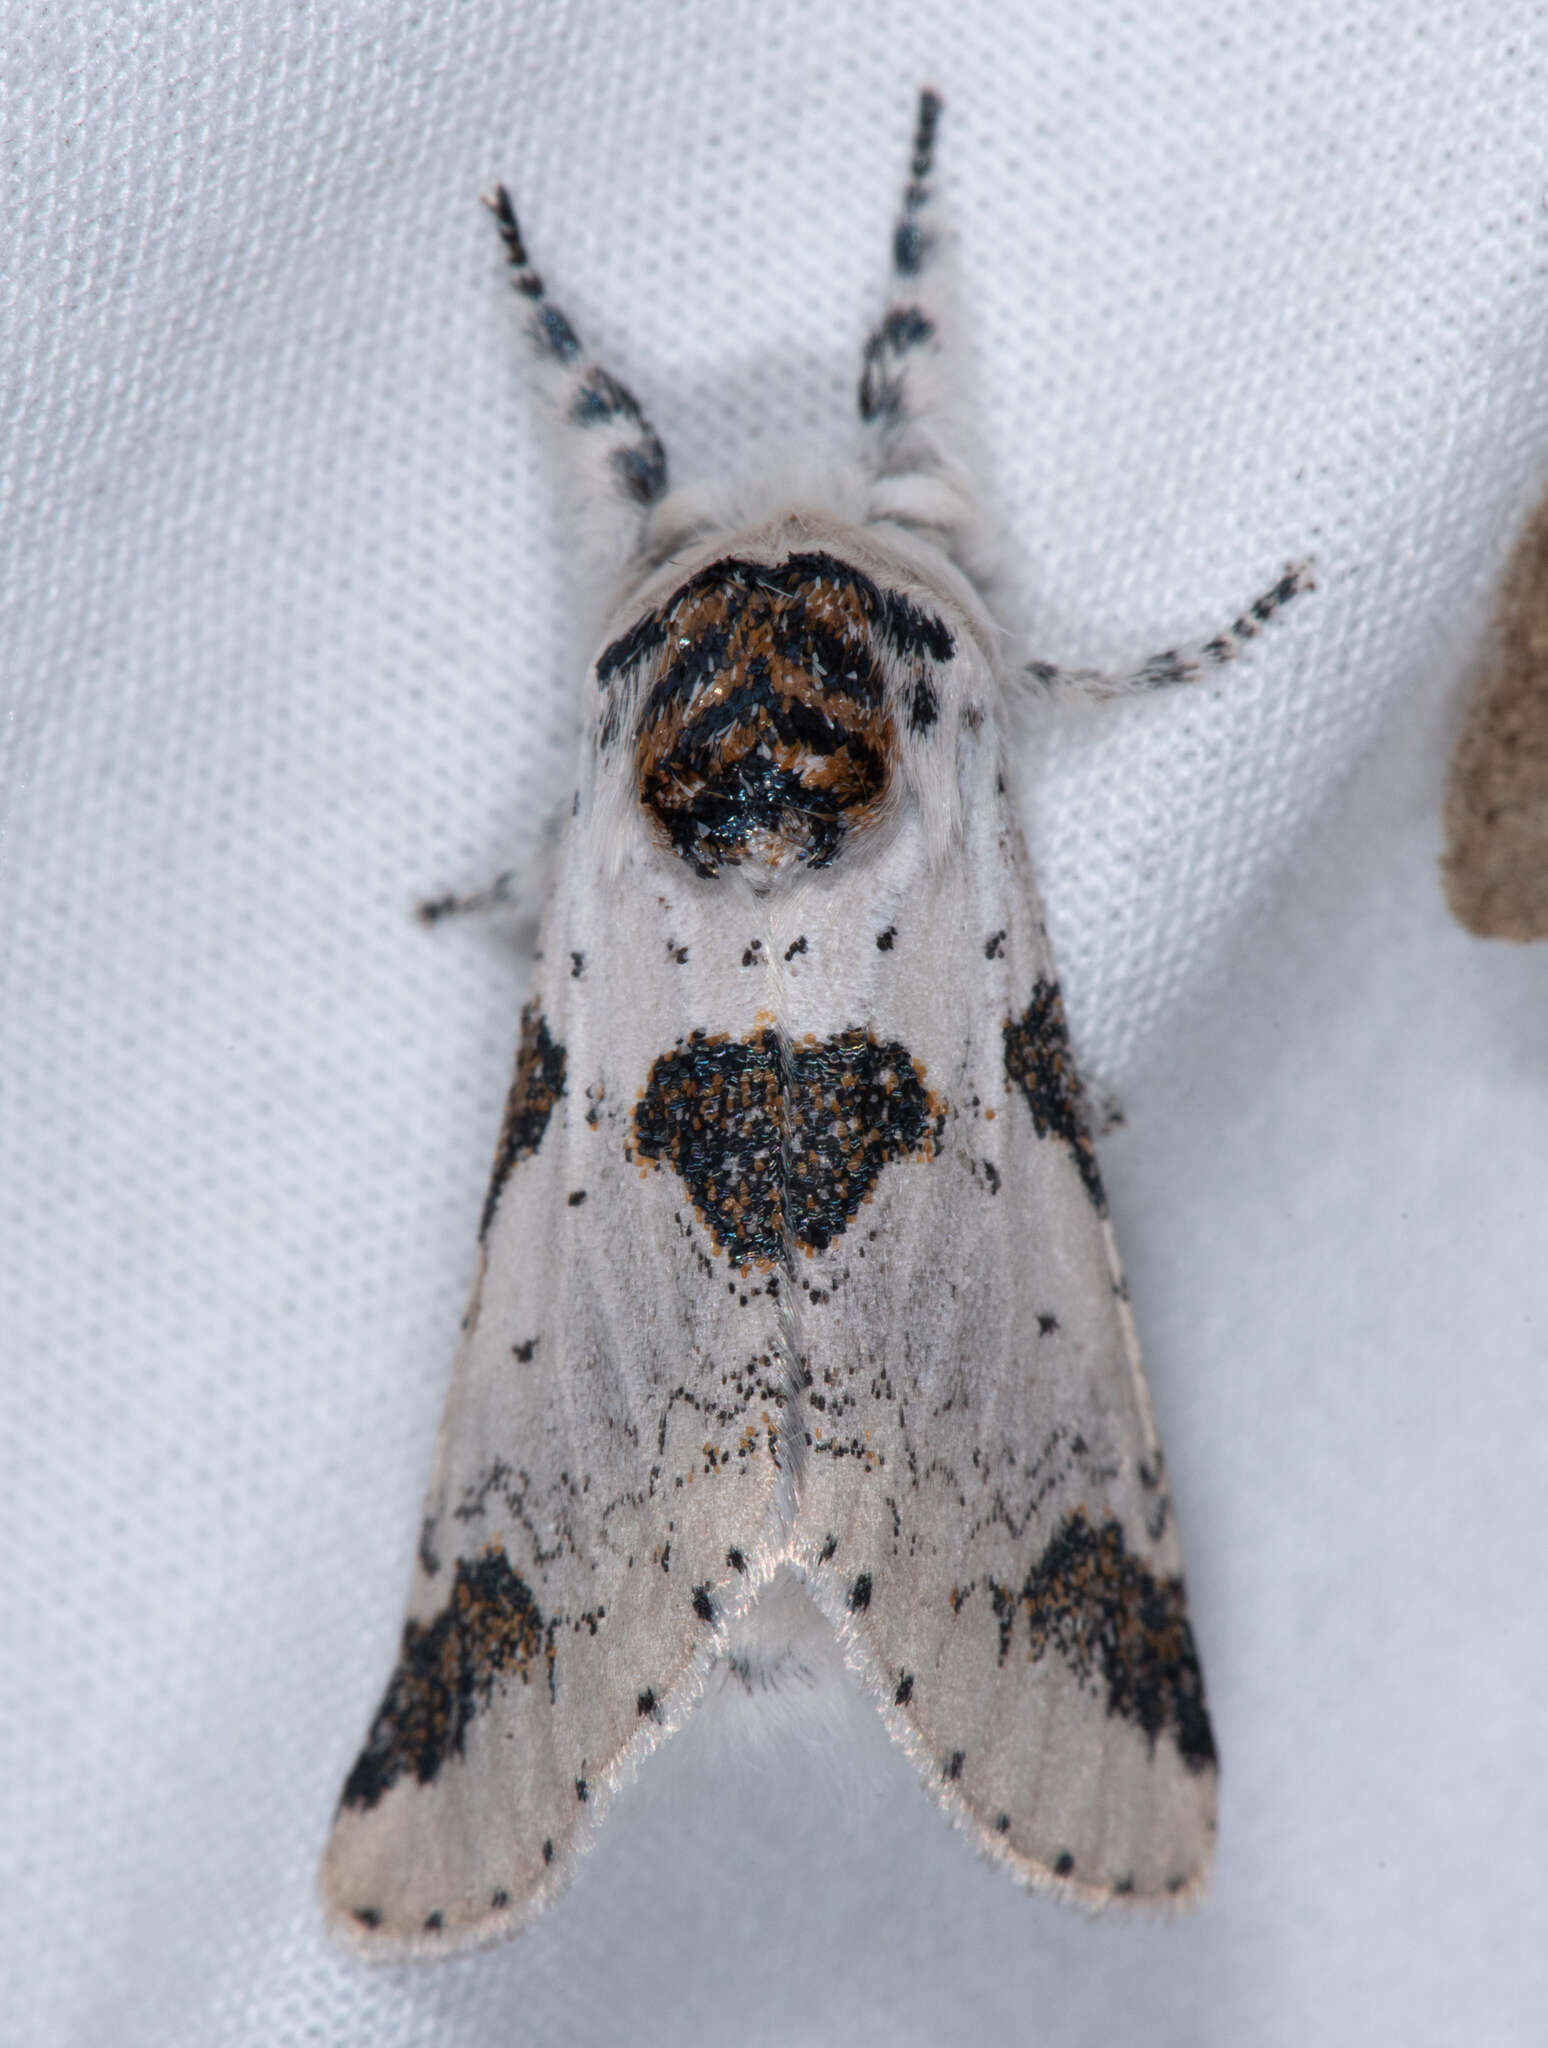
598 549 955 879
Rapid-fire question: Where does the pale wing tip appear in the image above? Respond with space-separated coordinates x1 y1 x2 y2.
960 1791 1217 1914
316 1804 575 1960
910 1732 1217 1915
317 1842 562 1961
797 1566 1218 1915
314 1585 744 1959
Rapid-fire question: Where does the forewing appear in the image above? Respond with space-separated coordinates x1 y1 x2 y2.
782 707 1217 1903
320 830 792 1953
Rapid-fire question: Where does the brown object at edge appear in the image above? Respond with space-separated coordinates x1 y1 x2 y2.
1442 492 1548 939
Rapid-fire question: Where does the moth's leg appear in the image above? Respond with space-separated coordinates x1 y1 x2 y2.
1024 562 1314 702
416 869 524 926
859 88 944 440
415 795 569 926
486 186 668 567
857 91 979 557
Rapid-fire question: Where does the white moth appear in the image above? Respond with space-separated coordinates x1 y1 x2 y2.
321 91 1309 1955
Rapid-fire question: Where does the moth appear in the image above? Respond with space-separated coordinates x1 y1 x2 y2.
321 91 1309 1954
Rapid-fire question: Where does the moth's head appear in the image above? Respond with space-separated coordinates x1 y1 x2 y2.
636 455 981 579
587 508 997 882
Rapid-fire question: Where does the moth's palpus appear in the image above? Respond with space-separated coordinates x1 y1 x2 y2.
321 91 1309 1954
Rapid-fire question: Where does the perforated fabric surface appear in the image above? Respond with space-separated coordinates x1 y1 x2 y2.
5 3 1548 2043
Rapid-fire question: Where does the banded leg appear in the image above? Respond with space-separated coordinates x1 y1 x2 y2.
486 186 668 567
858 91 978 557
1024 563 1314 701
416 869 522 927
859 88 944 434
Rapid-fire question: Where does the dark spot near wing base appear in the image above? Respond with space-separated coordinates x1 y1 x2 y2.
481 1004 567 1239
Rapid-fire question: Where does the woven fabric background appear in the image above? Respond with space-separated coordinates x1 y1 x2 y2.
5 3 1547 2042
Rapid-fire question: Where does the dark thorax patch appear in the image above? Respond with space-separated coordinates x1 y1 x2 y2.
1003 978 1106 1214
340 1546 547 1811
632 1026 943 1266
989 1509 1216 1774
595 550 953 878
481 1004 567 1239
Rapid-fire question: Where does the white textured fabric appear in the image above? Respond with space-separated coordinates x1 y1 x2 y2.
5 3 1547 2042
